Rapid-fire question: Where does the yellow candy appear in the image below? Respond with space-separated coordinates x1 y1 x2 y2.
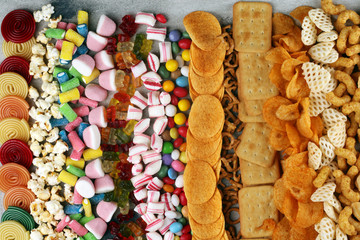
60 41 75 61
78 10 89 25
174 236 180 240
58 170 78 186
66 157 85 169
162 80 175 92
82 198 92 217
169 128 179 139
59 88 80 104
82 68 100 84
180 151 187 163
83 147 103 161
0 220 30 240
182 49 190 61
165 59 179 72
174 113 186 125
65 29 85 47
178 99 191 112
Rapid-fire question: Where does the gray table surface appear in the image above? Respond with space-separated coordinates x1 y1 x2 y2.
0 0 359 234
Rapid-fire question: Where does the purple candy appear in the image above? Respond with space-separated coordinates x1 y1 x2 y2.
162 154 173 166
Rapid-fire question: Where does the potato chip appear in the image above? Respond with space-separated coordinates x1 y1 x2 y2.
289 225 318 240
293 201 324 229
279 26 304 53
286 69 311 101
273 13 295 35
256 219 277 232
286 123 302 150
272 217 291 240
292 51 310 62
283 191 299 223
310 116 323 143
276 102 300 121
274 178 289 212
270 64 288 96
290 6 314 23
266 47 292 64
285 151 309 169
263 96 294 131
296 97 313 139
281 58 303 81
269 128 291 151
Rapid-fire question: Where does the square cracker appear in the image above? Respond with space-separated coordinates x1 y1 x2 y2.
240 154 280 187
237 52 278 101
238 185 279 238
244 99 266 116
236 122 276 167
238 102 265 123
233 2 272 52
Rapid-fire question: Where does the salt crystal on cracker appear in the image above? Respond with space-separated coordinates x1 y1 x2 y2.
311 182 336 202
327 121 346 148
308 141 322 170
308 42 335 62
308 8 334 32
301 16 317 46
302 62 331 92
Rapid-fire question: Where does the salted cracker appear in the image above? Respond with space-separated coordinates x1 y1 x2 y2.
243 99 266 116
233 2 272 52
238 101 265 123
237 53 278 101
238 185 279 238
236 123 276 167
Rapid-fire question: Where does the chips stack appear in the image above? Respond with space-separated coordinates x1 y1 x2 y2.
183 11 228 240
233 2 280 238
184 11 227 100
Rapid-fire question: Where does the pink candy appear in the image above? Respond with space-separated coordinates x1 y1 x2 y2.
134 118 150 134
85 218 107 239
86 31 107 52
146 218 164 232
130 91 148 110
171 160 185 172
79 97 98 108
85 158 105 179
151 134 163 153
66 23 77 31
94 174 115 193
68 220 88 236
159 92 171 106
146 177 164 191
153 116 168 135
132 163 143 176
96 200 117 222
73 106 90 117
129 144 148 157
144 160 162 176
135 12 156 26
127 105 143 121
147 53 160 72
147 190 160 203
142 150 161 164
148 105 165 118
131 173 153 188
143 79 162 91
98 69 116 91
134 203 147 215
147 202 165 215
94 50 114 70
89 106 107 128
57 22 67 29
83 125 101 150
147 91 160 105
134 187 148 201
96 15 116 37
70 148 83 160
159 42 172 63
133 133 151 148
56 216 70 232
73 188 83 204
131 60 147 78
75 176 95 198
68 131 85 152
65 117 82 132
146 27 166 42
85 84 108 102
72 54 95 77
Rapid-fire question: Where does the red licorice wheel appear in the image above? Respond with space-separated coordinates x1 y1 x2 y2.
0 139 32 169
1 10 35 43
0 56 32 83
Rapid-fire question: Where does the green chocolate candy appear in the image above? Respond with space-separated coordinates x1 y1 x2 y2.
158 65 171 79
175 205 182 212
172 42 181 55
162 141 174 154
178 217 187 225
182 31 190 39
157 165 168 179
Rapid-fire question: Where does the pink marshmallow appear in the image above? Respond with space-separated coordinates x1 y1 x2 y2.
75 176 95 198
96 200 117 222
94 50 114 70
70 148 83 160
72 54 95 77
96 15 116 37
94 174 115 194
56 216 70 232
65 117 83 132
99 69 116 91
85 84 108 102
66 23 77 31
89 106 107 128
85 218 107 239
57 22 67 29
73 188 84 204
68 220 88 236
79 97 98 108
68 131 85 152
77 85 85 96
85 158 105 179
83 125 101 150
73 106 90 117
86 31 107 52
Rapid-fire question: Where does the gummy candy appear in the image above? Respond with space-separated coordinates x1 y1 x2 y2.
139 38 153 60
132 34 145 60
115 53 126 70
117 42 134 52
118 34 130 42
127 222 145 237
115 128 131 143
122 51 140 68
119 15 138 37
123 120 137 136
114 91 131 103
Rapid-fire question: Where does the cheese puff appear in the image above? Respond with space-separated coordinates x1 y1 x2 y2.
335 71 357 95
335 148 357 165
341 175 360 202
335 10 360 32
321 0 346 15
326 92 351 107
337 26 352 54
339 206 357 235
313 166 331 188
333 83 347 97
330 57 354 68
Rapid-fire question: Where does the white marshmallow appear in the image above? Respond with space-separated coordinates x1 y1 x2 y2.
146 27 166 42
134 118 150 134
159 42 172 63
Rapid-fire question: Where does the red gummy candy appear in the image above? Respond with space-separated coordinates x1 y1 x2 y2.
107 37 117 45
1 10 35 43
117 33 130 42
156 14 167 23
114 91 131 103
0 56 32 83
119 15 138 37
0 139 32 169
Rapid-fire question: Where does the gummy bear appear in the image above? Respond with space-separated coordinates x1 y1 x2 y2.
116 163 132 180
126 222 145 237
139 38 153 60
123 120 137 136
114 91 131 103
119 15 138 37
122 51 140 68
106 106 116 122
115 111 127 121
108 120 127 128
117 73 130 92
108 128 117 145
115 53 126 70
115 128 131 144
118 153 128 163
108 37 117 45
109 98 120 107
131 74 143 88
103 151 120 161
106 44 116 55
117 209 134 222
117 42 134 52
118 33 130 42
126 84 135 97
132 34 145 60
101 127 111 142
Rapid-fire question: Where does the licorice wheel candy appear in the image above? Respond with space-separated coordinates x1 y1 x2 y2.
1 10 35 43
0 72 28 99
3 186 35 212
0 139 32 169
1 206 35 231
2 37 35 61
0 220 30 240
0 96 29 121
0 163 30 193
0 118 30 144
0 56 32 83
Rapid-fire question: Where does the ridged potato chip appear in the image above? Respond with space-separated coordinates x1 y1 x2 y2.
290 6 313 23
263 96 294 131
273 13 295 35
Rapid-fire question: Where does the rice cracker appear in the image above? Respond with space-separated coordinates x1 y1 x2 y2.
183 11 222 51
238 185 279 238
189 63 223 95
188 95 224 140
240 153 280 187
189 213 225 239
236 122 276 167
233 2 272 52
238 101 265 123
237 52 278 101
190 41 227 77
183 160 216 204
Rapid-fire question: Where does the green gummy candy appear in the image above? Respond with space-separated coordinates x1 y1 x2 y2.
83 232 97 240
60 77 80 92
60 103 78 122
69 66 82 79
53 66 69 78
79 215 95 225
45 28 66 39
70 213 83 221
66 165 86 177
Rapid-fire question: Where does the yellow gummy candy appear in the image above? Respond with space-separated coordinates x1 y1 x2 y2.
0 220 30 240
78 10 89 25
65 29 85 47
66 157 85 169
82 198 92 217
58 170 78 186
82 68 100 84
59 88 80 104
60 41 75 61
83 147 103 161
